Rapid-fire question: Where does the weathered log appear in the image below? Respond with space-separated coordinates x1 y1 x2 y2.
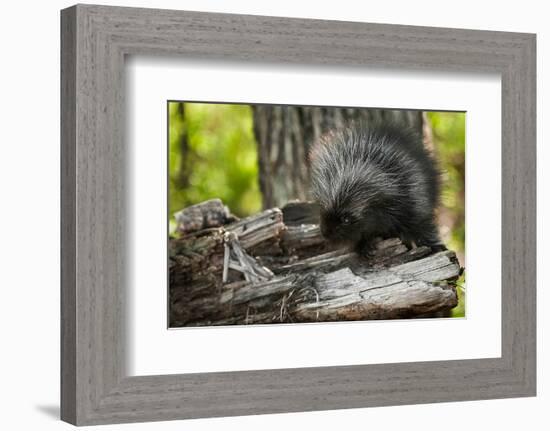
225 208 285 251
170 208 285 270
169 207 287 325
223 232 274 283
174 198 237 234
215 250 459 324
281 200 320 225
169 200 462 327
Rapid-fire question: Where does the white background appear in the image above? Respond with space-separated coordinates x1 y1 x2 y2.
128 58 501 375
0 1 545 430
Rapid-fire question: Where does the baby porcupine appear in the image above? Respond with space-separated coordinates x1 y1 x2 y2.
309 121 445 256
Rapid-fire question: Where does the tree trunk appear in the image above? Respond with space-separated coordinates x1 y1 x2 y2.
173 102 190 189
252 106 426 208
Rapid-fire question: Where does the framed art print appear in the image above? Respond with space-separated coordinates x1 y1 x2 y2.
61 4 536 425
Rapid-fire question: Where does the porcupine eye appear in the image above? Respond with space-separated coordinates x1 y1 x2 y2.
340 215 351 225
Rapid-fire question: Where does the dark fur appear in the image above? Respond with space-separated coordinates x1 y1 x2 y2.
309 121 445 255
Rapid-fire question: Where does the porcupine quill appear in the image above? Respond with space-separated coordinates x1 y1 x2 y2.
309 120 446 256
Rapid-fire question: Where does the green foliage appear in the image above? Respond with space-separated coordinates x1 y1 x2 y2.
450 273 466 318
428 111 466 318
169 102 262 220
428 111 466 256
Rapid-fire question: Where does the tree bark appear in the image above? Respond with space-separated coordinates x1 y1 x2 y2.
173 102 190 189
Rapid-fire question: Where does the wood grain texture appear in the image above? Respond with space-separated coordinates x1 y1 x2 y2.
60 4 536 425
168 200 460 326
60 6 77 424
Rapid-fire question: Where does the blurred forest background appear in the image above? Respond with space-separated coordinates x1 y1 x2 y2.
168 102 465 317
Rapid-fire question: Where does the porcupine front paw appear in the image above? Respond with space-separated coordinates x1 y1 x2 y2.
415 224 447 253
429 243 448 253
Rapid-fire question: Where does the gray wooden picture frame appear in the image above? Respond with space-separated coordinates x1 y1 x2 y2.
60 4 536 426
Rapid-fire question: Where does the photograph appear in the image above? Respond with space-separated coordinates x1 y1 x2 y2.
168 102 465 327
